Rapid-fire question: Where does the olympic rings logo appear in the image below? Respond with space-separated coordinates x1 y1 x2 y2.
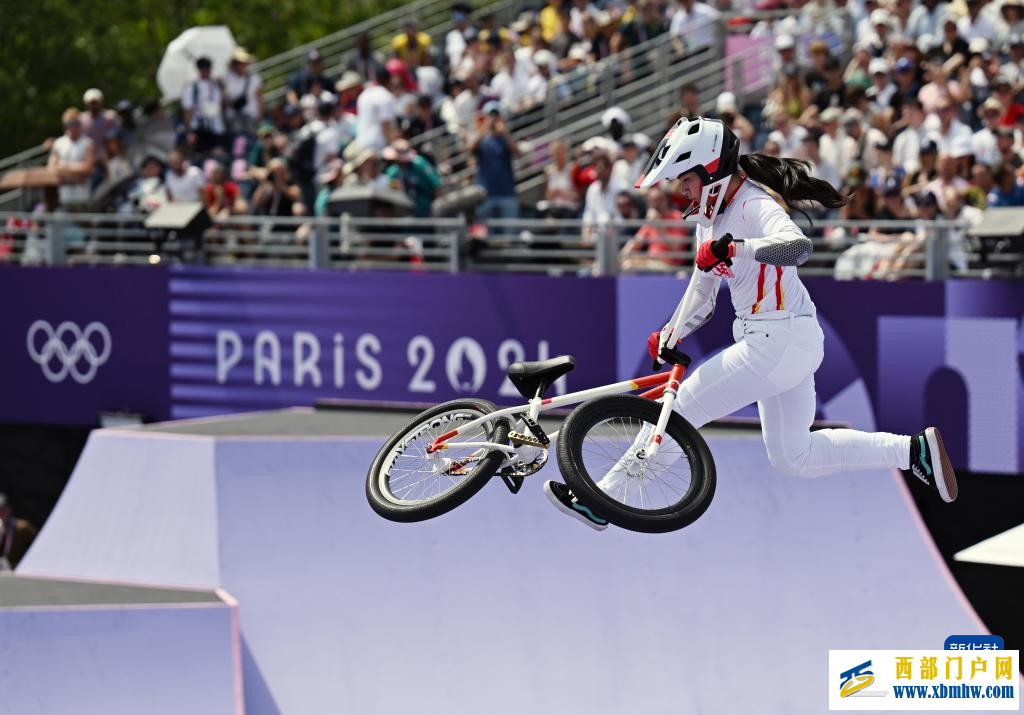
26 320 112 384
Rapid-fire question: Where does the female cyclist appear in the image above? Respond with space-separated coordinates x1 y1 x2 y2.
545 116 958 530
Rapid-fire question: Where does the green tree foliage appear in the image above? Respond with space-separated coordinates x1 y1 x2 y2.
0 0 408 157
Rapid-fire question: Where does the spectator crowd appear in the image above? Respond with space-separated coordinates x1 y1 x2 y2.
17 0 1024 275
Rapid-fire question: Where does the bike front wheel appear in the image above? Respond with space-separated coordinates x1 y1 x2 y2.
367 398 511 522
556 395 716 533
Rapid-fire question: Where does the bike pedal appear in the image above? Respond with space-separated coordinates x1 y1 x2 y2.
509 431 546 448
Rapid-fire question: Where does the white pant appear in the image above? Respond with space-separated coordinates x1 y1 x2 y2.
675 313 910 477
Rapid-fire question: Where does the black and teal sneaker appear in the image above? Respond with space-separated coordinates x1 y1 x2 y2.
543 480 608 531
910 427 958 503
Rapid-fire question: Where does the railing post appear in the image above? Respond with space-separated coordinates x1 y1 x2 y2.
596 223 617 276
310 217 329 269
339 212 352 261
655 43 669 119
47 213 67 266
450 215 465 273
603 63 616 109
545 85 558 134
926 224 950 280
731 55 747 107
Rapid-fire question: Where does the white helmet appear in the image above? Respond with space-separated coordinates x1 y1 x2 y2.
635 117 741 227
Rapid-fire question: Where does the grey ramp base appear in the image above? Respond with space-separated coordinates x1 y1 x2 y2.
19 427 991 715
0 574 242 715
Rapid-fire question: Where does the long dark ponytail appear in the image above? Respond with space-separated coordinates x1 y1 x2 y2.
738 153 846 224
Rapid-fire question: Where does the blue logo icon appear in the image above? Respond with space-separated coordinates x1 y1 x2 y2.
840 660 888 698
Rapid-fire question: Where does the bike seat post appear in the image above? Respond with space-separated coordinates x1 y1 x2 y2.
528 387 543 421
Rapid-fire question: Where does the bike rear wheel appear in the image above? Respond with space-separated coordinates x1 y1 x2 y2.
367 398 511 522
556 395 715 533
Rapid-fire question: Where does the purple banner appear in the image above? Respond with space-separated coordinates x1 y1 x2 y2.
2 264 1021 475
168 267 618 418
617 275 1024 475
0 266 170 425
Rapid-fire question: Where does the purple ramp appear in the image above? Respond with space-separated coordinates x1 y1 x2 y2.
17 416 992 714
0 575 242 715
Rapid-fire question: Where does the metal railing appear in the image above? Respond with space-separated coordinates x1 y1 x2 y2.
1 211 1009 281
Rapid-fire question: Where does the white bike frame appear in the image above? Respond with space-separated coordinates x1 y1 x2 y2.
425 361 688 462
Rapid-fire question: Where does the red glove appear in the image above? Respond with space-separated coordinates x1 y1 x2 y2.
647 330 662 360
696 233 736 273
648 330 681 360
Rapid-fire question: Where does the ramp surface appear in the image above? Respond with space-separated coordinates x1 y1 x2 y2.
0 574 242 715
19 410 992 715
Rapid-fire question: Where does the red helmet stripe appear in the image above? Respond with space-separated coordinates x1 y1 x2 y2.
704 158 720 174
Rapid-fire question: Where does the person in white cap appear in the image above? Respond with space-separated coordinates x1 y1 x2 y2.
866 57 896 112
773 34 796 74
600 106 631 148
544 117 958 530
971 97 1004 166
861 9 892 54
80 88 119 166
713 92 754 153
224 47 264 136
47 108 95 209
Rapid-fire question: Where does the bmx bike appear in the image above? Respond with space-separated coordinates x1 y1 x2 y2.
366 345 716 533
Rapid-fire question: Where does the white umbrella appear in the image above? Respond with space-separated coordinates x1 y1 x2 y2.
157 26 237 100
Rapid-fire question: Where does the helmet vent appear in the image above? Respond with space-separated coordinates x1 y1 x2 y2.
687 122 701 135
674 151 692 164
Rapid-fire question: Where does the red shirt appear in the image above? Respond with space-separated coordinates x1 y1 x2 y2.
203 181 240 213
634 209 688 265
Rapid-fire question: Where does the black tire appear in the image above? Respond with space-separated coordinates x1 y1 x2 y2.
367 398 511 523
556 395 716 533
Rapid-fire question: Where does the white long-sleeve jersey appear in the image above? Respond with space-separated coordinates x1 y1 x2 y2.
667 179 817 343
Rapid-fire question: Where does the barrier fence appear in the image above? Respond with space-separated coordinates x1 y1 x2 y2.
2 211 1016 280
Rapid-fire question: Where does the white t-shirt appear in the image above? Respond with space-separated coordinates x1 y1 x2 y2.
315 121 340 174
892 125 924 174
355 84 398 151
165 166 206 202
223 70 264 120
180 79 225 134
612 157 645 190
582 178 624 228
669 2 722 51
51 135 93 205
971 127 1000 167
692 180 817 321
446 28 467 68
932 119 973 156
957 13 998 42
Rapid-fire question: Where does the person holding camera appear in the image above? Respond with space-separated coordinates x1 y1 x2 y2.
224 47 264 138
469 101 520 223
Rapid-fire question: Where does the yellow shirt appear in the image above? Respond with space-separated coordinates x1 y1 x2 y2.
392 31 433 65
539 4 562 42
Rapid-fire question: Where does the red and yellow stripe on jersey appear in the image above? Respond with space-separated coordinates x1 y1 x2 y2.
751 265 785 314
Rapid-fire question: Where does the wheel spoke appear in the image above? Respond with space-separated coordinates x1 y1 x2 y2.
378 408 502 506
574 406 701 514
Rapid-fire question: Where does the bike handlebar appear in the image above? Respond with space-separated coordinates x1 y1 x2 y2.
652 346 692 372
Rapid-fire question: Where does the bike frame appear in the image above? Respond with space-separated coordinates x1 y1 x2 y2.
425 362 688 461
